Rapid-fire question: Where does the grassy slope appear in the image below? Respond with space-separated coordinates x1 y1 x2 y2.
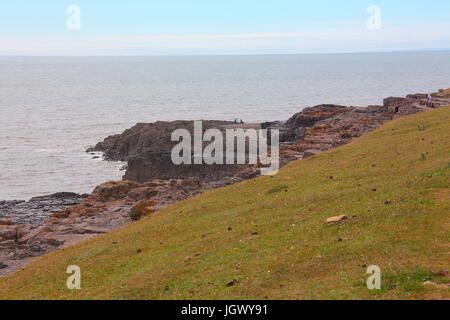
1 107 449 300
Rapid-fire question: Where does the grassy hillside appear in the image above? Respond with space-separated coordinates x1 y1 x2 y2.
1 107 449 300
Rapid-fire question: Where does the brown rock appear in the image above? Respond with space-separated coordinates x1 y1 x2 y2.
0 227 18 241
50 209 71 219
179 178 204 191
42 238 65 247
0 219 15 226
0 240 17 249
226 279 237 287
285 105 351 132
234 167 259 180
92 180 141 202
326 215 348 224
127 187 159 201
129 200 155 221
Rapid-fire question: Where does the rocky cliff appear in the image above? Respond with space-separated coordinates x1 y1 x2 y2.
90 88 450 181
88 120 249 182
2 87 449 277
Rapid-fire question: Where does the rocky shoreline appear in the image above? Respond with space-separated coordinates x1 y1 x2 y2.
1 88 449 276
0 193 88 225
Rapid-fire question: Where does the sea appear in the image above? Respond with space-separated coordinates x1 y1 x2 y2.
1 51 450 200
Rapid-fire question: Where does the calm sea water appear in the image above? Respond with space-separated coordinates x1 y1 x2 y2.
1 52 450 200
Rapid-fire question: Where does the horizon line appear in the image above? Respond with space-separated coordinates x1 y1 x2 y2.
1 48 450 58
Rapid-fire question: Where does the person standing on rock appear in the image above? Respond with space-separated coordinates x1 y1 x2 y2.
427 94 433 107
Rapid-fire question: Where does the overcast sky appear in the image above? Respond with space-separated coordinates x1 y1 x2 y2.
1 0 450 55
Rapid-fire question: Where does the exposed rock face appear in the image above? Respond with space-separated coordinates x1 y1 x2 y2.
383 89 450 115
88 120 249 182
91 180 141 202
90 105 399 183
277 89 450 163
383 96 427 116
284 104 353 140
88 120 234 162
279 105 393 164
0 192 87 225
434 88 450 98
87 88 450 185
124 151 248 183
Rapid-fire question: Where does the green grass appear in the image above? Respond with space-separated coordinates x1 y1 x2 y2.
266 185 289 194
1 107 449 300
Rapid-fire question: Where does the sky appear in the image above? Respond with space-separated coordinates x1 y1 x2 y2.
1 0 450 55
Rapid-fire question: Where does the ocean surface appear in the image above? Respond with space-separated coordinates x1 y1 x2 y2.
1 51 450 200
